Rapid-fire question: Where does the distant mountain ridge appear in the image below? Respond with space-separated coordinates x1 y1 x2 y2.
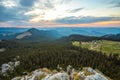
0 27 120 36
53 27 120 37
58 33 120 42
57 34 101 42
101 33 120 41
0 28 120 42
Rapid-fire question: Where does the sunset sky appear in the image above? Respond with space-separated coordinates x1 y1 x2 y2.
0 0 120 28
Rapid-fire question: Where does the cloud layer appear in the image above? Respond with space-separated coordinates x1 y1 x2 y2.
109 0 120 7
0 0 120 27
20 0 36 7
0 0 32 22
55 16 120 24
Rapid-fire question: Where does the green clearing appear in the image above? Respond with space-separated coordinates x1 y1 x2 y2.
72 40 120 55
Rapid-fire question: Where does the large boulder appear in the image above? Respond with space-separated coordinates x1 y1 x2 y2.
42 73 69 80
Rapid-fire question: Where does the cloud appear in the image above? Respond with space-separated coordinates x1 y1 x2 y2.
40 0 72 9
0 0 120 28
0 0 74 23
60 0 72 4
109 0 120 7
0 5 29 22
0 0 17 8
0 0 34 22
20 0 36 7
55 16 120 24
68 8 84 13
24 0 74 21
113 2 120 7
0 5 18 22
43 0 54 9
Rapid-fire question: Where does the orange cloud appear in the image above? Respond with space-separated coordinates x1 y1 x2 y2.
51 20 120 27
1 20 120 28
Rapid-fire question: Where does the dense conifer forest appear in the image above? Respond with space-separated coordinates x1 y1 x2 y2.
0 40 120 80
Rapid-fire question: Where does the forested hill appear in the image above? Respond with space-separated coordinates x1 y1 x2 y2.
57 34 101 42
57 34 120 42
0 28 60 42
101 33 120 41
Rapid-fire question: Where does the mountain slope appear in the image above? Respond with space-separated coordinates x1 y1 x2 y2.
0 33 17 40
58 33 120 42
15 28 60 42
58 34 101 42
102 33 120 41
0 28 60 42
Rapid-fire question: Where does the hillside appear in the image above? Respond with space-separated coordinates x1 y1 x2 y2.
102 34 120 41
14 28 60 42
58 34 101 42
0 28 60 42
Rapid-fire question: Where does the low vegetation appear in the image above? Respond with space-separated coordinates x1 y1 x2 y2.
72 40 120 56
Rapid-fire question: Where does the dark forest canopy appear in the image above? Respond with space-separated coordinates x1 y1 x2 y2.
0 41 120 80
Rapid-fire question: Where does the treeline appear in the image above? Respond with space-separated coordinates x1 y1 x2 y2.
0 40 120 80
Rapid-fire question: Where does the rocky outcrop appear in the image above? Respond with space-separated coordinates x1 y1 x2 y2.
0 56 20 76
12 65 111 80
0 48 5 52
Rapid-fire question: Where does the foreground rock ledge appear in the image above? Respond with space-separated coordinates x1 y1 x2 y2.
12 66 111 80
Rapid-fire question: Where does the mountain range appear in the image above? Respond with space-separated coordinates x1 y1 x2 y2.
0 27 120 36
0 28 120 42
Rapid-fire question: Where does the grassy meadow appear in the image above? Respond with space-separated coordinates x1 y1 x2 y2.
72 40 120 56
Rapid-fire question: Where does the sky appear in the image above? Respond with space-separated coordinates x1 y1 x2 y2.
0 0 120 28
